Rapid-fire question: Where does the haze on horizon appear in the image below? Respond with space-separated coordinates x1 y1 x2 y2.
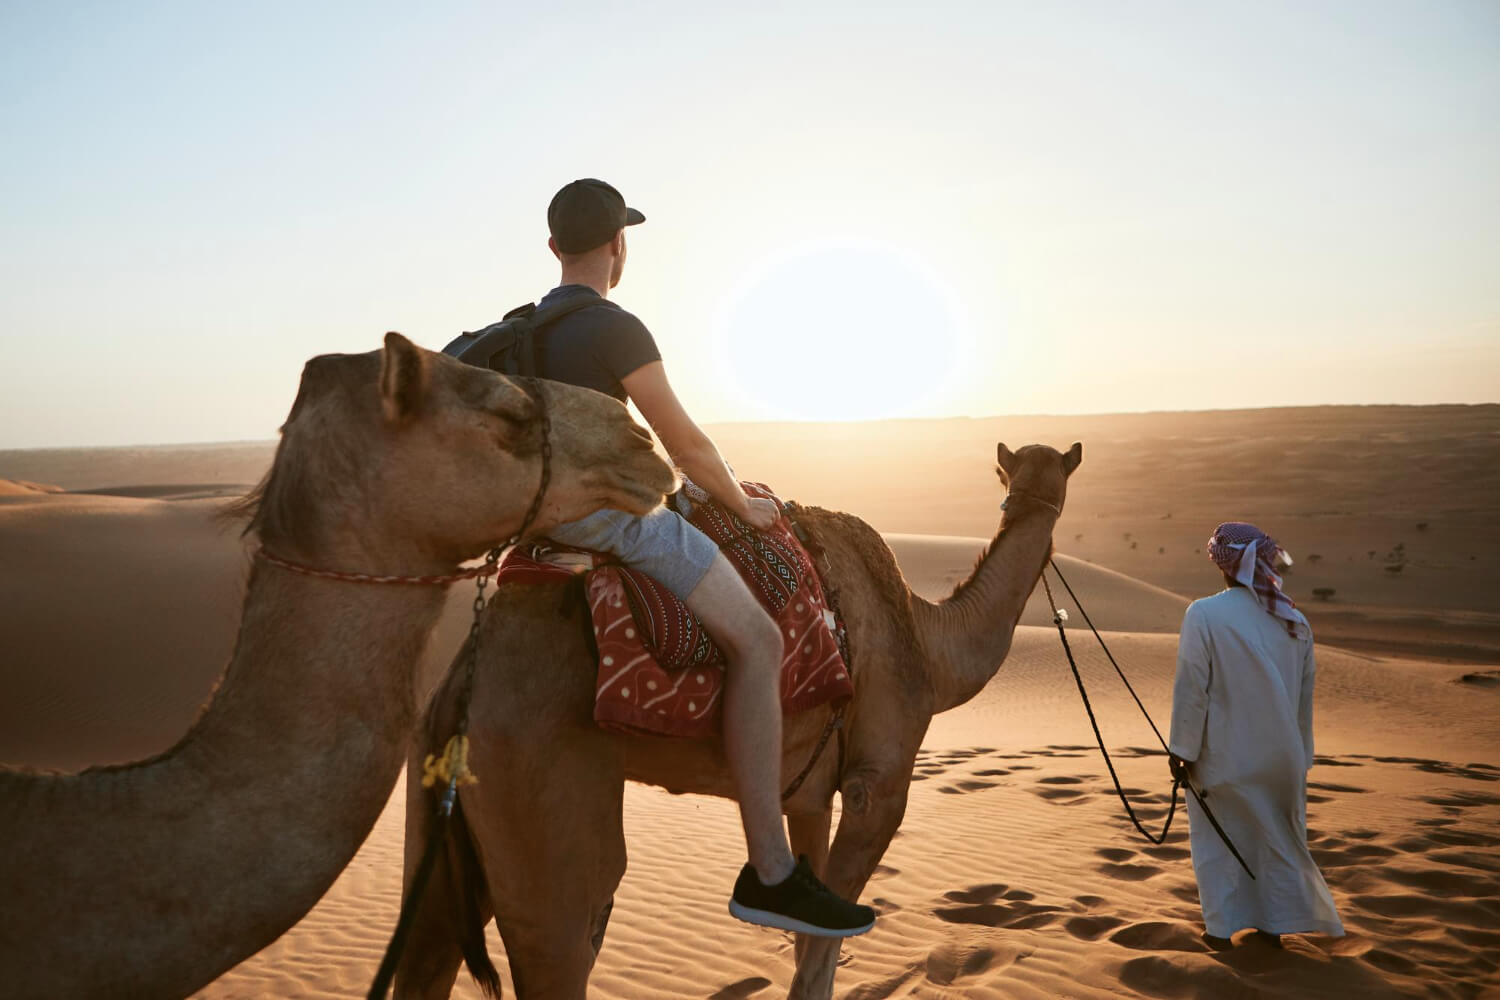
2 1 1497 449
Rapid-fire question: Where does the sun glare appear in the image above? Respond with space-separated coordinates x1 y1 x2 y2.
713 243 972 422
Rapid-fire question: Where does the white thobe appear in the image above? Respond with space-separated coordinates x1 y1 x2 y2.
1169 587 1343 938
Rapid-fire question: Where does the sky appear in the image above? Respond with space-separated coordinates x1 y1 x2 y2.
1 1 1497 448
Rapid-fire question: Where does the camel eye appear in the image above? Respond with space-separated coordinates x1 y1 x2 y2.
483 392 536 428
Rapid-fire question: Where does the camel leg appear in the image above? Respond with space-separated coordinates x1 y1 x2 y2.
786 807 833 967
788 771 911 1000
392 756 489 1000
461 710 626 1000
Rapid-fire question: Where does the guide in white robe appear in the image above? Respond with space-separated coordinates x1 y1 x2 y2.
1169 586 1344 938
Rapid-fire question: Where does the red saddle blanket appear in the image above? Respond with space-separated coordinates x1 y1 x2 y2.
497 483 853 738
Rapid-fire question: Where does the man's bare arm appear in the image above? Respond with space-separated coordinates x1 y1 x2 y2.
622 361 780 529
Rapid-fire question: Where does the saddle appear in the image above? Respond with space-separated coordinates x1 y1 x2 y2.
496 483 853 738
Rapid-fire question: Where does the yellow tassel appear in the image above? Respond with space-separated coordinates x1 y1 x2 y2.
421 734 480 789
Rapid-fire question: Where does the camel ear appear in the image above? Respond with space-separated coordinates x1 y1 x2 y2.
1063 441 1083 475
380 332 429 424
996 443 1017 485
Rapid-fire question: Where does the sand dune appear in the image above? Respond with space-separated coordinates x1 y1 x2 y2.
3 410 1498 998
0 478 62 496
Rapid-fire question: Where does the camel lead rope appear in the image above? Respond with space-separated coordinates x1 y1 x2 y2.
1042 562 1255 880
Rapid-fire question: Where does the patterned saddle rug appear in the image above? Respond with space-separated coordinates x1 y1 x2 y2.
496 482 853 739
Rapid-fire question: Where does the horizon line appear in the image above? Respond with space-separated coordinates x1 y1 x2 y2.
1 400 1496 455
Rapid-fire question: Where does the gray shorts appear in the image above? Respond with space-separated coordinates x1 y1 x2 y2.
545 505 719 599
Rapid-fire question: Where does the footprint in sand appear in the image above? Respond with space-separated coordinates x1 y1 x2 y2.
1398 828 1500 850
939 779 1000 795
941 883 1008 904
1118 955 1248 998
1351 891 1497 926
923 944 1002 987
1142 845 1192 862
1308 780 1370 794
1064 914 1127 940
1312 841 1398 868
1421 790 1500 810
1378 866 1499 898
1097 860 1164 882
1314 754 1365 768
936 884 1063 930
708 977 772 999
934 901 1063 930
1167 883 1201 904
1109 920 1209 953
1111 746 1166 759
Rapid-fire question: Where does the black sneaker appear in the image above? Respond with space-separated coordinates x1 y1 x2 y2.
728 855 876 937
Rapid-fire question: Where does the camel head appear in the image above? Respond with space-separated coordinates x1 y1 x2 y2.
995 441 1083 515
237 333 675 566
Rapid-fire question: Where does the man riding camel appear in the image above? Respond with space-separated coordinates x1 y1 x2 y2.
511 178 874 938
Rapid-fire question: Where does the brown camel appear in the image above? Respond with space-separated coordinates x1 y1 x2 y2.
0 332 675 1000
395 440 1083 999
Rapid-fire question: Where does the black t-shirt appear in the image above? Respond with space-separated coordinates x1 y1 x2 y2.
532 285 661 403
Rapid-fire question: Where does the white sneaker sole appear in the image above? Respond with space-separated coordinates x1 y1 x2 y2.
728 900 876 938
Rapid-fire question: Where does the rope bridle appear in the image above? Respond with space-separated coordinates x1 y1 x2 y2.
1001 489 1062 516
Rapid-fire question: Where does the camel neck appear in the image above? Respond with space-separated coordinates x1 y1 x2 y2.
914 503 1059 713
0 562 448 997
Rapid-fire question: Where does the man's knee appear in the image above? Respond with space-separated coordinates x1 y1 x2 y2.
685 560 783 665
742 607 783 665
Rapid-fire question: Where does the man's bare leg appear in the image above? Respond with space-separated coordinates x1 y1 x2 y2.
683 554 795 884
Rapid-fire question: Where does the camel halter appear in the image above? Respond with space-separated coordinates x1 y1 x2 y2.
1001 489 1062 516
254 377 552 588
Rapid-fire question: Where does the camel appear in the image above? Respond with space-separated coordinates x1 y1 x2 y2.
395 440 1083 1000
0 332 675 1000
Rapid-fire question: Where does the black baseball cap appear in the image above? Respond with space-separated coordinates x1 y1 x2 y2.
547 179 645 254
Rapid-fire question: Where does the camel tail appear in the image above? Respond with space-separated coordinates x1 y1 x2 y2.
447 795 503 998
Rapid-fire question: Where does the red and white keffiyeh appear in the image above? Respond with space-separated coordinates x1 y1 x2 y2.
1206 521 1310 639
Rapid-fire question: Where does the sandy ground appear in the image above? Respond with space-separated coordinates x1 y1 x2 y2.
2 405 1497 998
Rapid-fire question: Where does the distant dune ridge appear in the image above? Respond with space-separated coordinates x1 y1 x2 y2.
1 404 1497 998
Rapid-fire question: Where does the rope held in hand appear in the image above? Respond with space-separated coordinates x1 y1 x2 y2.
1043 559 1255 879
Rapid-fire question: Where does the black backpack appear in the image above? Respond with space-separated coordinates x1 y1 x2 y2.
441 295 601 376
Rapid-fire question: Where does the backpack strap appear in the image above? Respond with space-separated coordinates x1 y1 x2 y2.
442 293 604 376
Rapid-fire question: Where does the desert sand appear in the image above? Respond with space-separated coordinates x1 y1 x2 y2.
1 405 1496 999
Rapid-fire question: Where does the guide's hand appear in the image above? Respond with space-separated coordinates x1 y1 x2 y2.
1169 754 1192 784
741 497 783 530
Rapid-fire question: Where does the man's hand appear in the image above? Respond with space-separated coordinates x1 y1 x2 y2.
1169 753 1193 784
740 497 783 530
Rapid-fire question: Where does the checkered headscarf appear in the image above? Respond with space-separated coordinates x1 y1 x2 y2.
1207 521 1310 639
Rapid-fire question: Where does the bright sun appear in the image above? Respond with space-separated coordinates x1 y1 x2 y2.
713 243 970 421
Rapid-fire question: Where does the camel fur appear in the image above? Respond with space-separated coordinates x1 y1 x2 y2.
0 333 675 1000
394 441 1082 1000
